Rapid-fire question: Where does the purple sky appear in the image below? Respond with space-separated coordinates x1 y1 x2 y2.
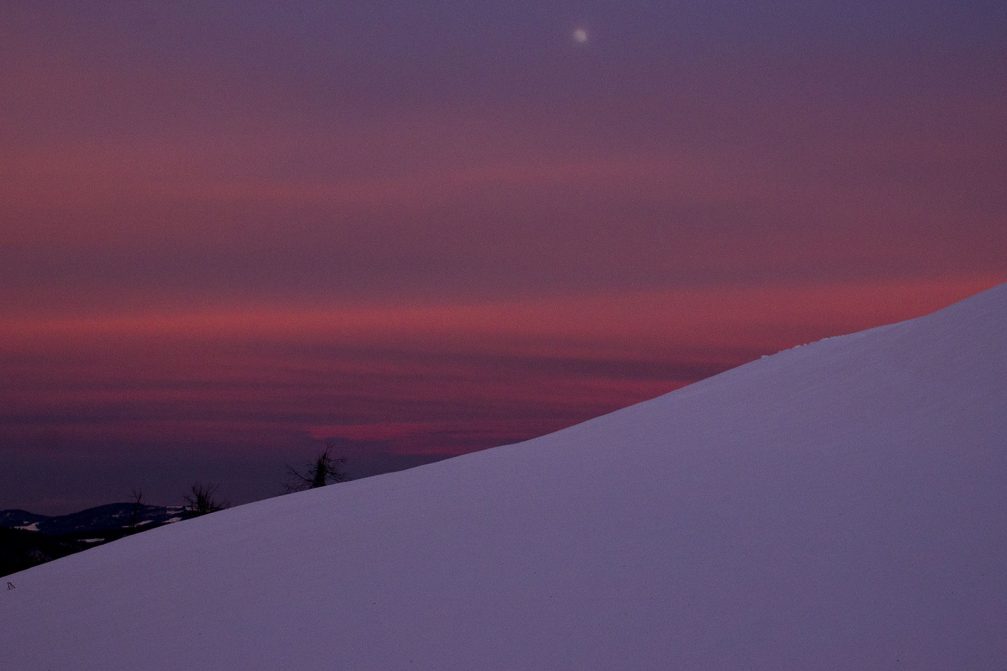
2 1 1004 513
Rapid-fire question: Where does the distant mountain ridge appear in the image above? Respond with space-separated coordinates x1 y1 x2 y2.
0 503 189 536
0 503 192 577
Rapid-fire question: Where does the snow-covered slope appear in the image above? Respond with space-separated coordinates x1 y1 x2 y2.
2 284 1006 670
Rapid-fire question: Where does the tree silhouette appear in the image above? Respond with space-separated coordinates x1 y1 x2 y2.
286 444 350 491
127 488 144 531
184 483 226 515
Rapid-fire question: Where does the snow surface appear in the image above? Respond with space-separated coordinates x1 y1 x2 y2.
2 284 1006 670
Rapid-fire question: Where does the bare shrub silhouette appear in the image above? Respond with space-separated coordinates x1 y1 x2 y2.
184 483 227 515
285 443 351 491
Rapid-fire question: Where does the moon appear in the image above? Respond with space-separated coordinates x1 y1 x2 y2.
573 28 588 44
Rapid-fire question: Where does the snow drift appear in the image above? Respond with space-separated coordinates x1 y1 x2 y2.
2 284 1006 670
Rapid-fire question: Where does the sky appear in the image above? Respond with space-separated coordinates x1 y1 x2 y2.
2 1 1004 513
